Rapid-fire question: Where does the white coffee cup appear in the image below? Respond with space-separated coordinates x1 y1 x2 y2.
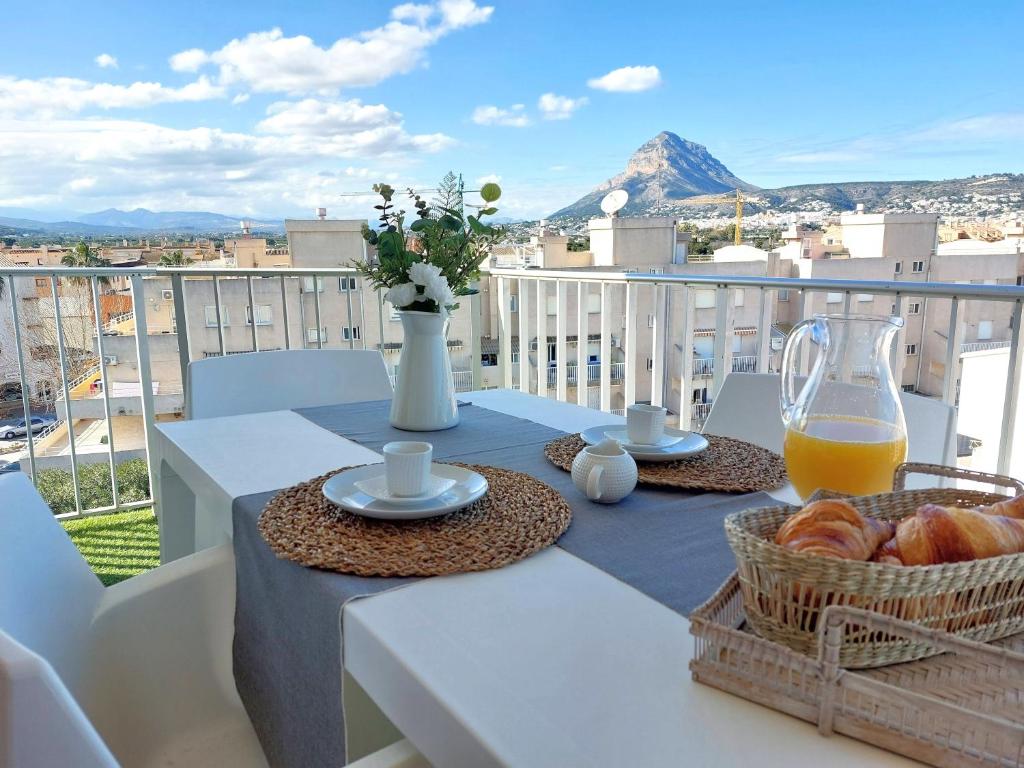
382 441 433 497
626 404 667 445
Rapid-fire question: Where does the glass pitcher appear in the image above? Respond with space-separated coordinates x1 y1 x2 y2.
780 313 907 499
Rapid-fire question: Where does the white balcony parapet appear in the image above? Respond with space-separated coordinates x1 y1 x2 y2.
962 341 1012 354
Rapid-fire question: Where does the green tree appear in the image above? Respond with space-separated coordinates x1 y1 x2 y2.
159 249 193 266
60 242 111 284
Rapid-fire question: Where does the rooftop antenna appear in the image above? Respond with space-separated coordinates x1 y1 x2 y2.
600 189 629 218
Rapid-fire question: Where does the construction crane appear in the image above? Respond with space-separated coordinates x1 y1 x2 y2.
734 189 744 246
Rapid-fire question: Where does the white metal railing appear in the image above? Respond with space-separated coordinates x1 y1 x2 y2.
102 310 134 332
8 262 1024 517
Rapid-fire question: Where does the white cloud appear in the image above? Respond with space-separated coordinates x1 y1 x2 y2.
256 97 454 154
0 75 225 117
537 93 587 120
587 65 661 92
909 113 1024 142
94 53 118 69
169 1 493 94
775 150 866 164
169 48 209 72
231 93 250 105
471 104 529 127
475 174 501 185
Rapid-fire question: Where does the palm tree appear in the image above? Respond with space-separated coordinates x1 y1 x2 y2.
159 249 194 266
60 242 111 284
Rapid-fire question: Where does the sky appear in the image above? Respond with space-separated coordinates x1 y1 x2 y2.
1 0 1022 222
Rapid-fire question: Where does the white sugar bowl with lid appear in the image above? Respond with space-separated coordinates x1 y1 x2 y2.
571 438 638 504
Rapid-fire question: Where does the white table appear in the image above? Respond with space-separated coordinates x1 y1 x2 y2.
153 390 908 767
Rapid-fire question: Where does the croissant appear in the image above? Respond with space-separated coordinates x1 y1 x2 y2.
775 499 895 561
875 504 1024 565
981 494 1024 519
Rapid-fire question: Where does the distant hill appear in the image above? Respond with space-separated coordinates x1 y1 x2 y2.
550 131 1024 220
0 208 284 236
551 132 758 218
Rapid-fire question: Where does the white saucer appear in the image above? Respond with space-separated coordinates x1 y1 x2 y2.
323 463 488 520
580 424 710 463
353 474 457 506
601 429 684 450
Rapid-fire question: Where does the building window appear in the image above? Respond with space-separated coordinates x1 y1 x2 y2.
245 305 273 326
509 295 518 313
908 302 921 315
339 277 358 291
857 294 873 303
481 353 497 367
695 289 716 309
35 278 47 288
341 325 361 341
302 276 325 293
826 292 843 304
978 320 994 340
306 327 327 343
1016 276 1024 286
587 293 601 313
647 313 656 328
511 351 520 364
778 289 790 302
204 305 230 327
912 260 925 273
902 384 916 393
905 344 918 356
733 289 744 308
894 262 903 274
646 357 654 372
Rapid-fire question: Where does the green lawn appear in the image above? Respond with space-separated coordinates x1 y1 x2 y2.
61 509 161 586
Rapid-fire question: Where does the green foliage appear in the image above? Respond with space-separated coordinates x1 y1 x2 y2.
159 249 193 266
355 172 506 312
36 458 150 515
61 241 112 284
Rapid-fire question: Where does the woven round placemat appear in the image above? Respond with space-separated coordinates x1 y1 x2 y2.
544 434 787 493
257 463 572 577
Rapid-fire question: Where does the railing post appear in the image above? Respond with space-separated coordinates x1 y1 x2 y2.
279 275 292 350
313 275 323 349
600 282 612 412
130 275 157 512
50 276 82 516
576 282 588 406
942 298 964 406
756 287 772 374
246 275 259 352
7 274 37 482
650 284 665 407
91 276 119 509
517 278 530 393
623 282 637 407
212 275 226 356
497 277 512 389
171 273 191 387
536 280 548 400
556 280 568 402
997 300 1024 476
890 294 906 386
677 286 694 431
345 276 356 350
470 281 482 391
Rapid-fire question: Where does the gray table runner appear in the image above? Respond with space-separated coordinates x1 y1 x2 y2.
233 400 772 767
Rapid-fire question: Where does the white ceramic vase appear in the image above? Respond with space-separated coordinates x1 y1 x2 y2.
390 310 459 431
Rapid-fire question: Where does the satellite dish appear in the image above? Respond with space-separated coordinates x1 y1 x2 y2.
600 189 629 217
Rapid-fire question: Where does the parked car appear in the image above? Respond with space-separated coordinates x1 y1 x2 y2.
2 416 55 440
0 460 20 474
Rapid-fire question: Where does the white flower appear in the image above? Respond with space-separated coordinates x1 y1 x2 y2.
385 282 419 308
423 274 455 307
408 260 443 287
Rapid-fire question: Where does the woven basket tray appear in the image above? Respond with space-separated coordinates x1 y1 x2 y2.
691 574 1024 768
724 462 1024 668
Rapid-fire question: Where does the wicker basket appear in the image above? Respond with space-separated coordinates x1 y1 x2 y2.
724 462 1024 668
690 574 1024 768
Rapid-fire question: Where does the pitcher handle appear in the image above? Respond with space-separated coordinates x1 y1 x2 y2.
780 318 815 427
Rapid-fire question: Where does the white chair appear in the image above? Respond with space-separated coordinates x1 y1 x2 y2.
701 373 957 466
0 472 428 768
186 349 393 420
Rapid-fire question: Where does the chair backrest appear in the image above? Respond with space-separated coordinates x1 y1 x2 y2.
0 631 117 768
186 349 394 420
0 473 103 694
701 373 957 466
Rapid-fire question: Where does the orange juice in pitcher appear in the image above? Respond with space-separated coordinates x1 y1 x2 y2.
784 415 907 499
780 314 907 500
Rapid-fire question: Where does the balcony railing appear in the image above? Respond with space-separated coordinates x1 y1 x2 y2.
6 263 1024 517
961 340 1012 354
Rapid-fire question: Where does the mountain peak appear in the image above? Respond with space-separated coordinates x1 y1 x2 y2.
551 131 757 218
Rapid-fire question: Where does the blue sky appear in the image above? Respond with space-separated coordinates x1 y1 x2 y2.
1 0 1022 220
